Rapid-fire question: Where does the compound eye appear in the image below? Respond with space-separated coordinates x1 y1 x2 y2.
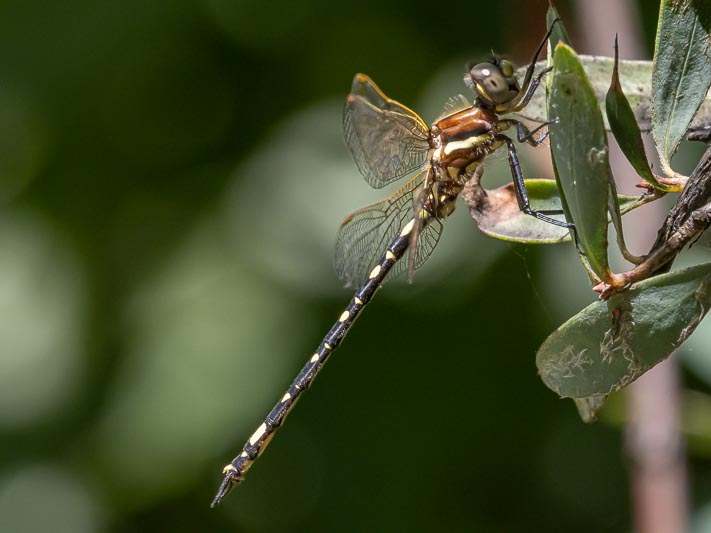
468 63 509 104
499 59 514 78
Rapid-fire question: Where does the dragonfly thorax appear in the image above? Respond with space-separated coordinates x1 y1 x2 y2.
431 105 500 173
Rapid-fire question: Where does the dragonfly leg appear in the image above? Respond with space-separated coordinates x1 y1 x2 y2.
499 118 558 147
513 19 559 108
496 134 580 240
515 118 558 146
510 65 553 113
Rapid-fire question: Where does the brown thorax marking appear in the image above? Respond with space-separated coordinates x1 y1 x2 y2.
425 104 510 220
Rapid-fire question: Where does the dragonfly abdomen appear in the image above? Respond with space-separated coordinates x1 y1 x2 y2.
211 215 422 507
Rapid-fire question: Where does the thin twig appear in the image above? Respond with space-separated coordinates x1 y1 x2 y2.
652 145 711 258
599 202 711 296
598 145 711 297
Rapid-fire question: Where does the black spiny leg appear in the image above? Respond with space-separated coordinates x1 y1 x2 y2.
510 66 553 113
508 17 558 110
499 118 558 147
497 134 576 232
515 119 558 146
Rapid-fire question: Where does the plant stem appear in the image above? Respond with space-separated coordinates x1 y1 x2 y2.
626 359 687 533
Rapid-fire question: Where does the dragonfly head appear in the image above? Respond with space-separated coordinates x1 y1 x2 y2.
464 58 520 112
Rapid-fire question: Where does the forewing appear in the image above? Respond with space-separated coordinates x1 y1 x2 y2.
435 94 471 121
343 74 431 189
335 171 442 288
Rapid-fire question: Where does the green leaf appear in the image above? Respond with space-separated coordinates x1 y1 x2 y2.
606 36 672 192
549 43 611 279
537 262 711 398
468 179 569 243
618 193 656 215
466 179 649 244
546 4 571 50
653 0 711 175
515 56 711 133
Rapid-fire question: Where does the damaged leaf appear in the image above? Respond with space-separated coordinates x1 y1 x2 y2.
573 394 608 423
465 179 568 243
464 178 648 244
537 262 711 399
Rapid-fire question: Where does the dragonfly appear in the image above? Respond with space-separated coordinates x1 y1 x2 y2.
211 22 572 507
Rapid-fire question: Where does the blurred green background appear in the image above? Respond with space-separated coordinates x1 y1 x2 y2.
2 0 711 531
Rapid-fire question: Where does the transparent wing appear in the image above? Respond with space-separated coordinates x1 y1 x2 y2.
343 74 431 189
435 94 471 121
335 170 443 288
